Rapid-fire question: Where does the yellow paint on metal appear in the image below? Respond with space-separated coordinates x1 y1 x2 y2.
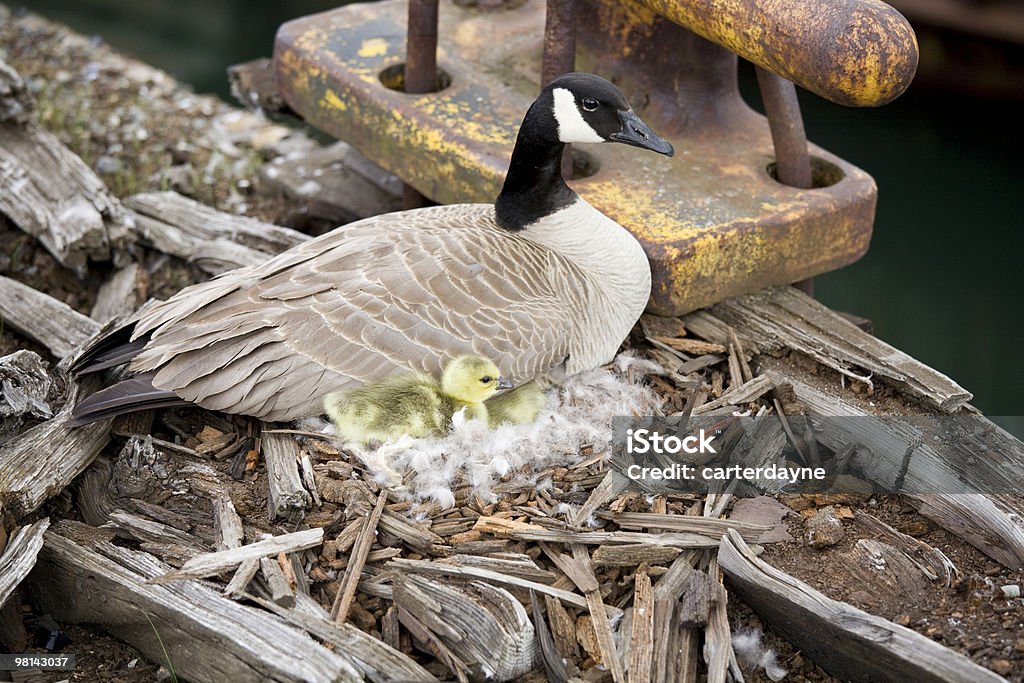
358 38 390 58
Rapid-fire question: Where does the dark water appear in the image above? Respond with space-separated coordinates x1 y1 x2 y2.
14 0 1024 415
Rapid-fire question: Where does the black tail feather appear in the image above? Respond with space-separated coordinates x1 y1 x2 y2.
70 321 149 375
67 376 187 426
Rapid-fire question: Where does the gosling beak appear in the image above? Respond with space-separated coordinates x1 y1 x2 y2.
610 110 674 157
497 377 514 390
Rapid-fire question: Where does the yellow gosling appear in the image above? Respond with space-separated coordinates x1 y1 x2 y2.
486 381 546 428
324 355 511 443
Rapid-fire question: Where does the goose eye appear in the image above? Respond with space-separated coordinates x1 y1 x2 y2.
480 376 493 384
581 97 599 112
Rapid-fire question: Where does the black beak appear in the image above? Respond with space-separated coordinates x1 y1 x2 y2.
497 377 514 390
610 110 674 157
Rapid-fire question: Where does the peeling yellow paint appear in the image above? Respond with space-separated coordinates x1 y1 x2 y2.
357 38 390 58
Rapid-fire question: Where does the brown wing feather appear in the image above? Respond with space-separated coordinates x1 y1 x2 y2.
129 205 579 420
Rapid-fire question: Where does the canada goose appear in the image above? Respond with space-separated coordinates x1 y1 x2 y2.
69 73 673 424
325 355 511 443
485 381 546 428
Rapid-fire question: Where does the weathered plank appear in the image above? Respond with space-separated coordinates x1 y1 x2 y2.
0 276 102 359
0 519 49 607
394 572 538 681
331 490 386 624
684 286 972 411
124 191 308 274
261 432 311 522
0 120 132 271
91 263 147 323
628 566 654 683
0 376 111 518
27 532 360 683
718 529 1004 683
150 527 323 583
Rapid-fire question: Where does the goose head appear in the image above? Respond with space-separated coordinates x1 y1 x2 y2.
547 73 674 156
441 355 513 404
497 72 673 231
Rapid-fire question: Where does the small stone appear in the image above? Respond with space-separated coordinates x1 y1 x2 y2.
990 659 1013 676
804 505 845 549
894 614 911 627
94 155 121 174
1013 638 1024 654
1001 584 1021 599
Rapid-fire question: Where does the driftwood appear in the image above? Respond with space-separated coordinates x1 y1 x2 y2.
684 286 972 411
28 530 361 683
0 275 102 359
124 191 307 274
0 350 53 441
260 431 311 522
251 592 435 682
0 519 49 607
331 490 387 623
0 376 111 518
718 529 1004 683
0 70 132 271
394 572 538 681
389 557 623 619
765 368 1024 567
260 555 296 607
150 527 323 583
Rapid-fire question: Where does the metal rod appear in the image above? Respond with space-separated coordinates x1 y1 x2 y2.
755 66 814 295
542 0 577 179
406 0 439 94
403 0 439 207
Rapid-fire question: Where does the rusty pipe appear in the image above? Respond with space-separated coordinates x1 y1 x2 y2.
542 0 578 179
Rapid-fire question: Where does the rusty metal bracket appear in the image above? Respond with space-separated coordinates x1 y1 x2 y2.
273 0 917 315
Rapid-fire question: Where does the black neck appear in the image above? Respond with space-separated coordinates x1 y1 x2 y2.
495 98 576 231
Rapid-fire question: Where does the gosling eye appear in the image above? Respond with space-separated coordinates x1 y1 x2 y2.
581 97 599 112
480 376 493 384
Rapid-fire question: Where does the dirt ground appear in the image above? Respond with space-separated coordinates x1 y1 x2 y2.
1 5 1022 683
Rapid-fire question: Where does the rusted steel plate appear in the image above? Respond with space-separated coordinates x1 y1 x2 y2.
274 0 878 316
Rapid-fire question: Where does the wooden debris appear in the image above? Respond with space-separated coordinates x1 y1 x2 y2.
703 557 732 683
250 593 435 682
651 336 727 356
331 490 386 624
685 286 972 411
395 572 539 681
228 58 290 113
107 511 206 552
149 527 323 583
767 370 1024 567
718 528 1005 682
854 511 957 584
125 191 307 274
0 376 111 517
0 275 102 359
475 516 718 549
260 555 296 608
261 432 311 522
607 513 771 539
28 533 361 683
592 544 681 567
0 350 53 440
531 590 569 683
91 263 147 323
390 557 623 618
677 570 710 628
693 374 774 415
211 490 244 551
441 552 556 583
0 65 132 271
629 565 655 683
564 546 625 683
0 519 49 607
224 557 261 599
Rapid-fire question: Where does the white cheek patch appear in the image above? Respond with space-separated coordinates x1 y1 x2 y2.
551 87 604 144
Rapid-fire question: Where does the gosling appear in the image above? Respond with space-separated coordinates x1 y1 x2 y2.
486 381 546 429
325 355 512 444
